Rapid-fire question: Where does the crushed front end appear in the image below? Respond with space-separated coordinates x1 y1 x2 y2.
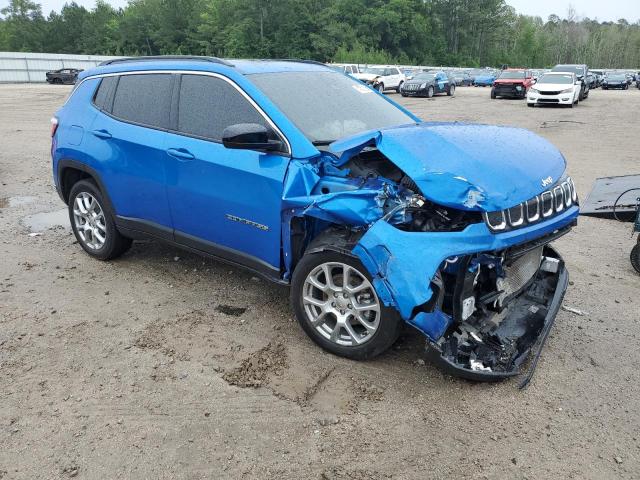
354 174 579 381
283 123 580 382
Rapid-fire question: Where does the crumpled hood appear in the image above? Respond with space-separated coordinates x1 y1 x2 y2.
353 73 378 82
329 122 567 212
494 78 526 84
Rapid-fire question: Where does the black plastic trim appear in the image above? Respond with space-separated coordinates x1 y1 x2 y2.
115 215 284 284
56 159 116 214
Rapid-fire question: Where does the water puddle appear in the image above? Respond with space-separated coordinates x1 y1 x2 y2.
22 209 70 233
0 196 38 208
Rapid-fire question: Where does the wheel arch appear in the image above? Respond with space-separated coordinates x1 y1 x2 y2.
57 159 116 214
286 218 363 279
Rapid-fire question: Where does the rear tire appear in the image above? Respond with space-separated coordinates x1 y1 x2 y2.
447 84 455 96
291 251 402 360
396 81 403 93
631 243 640 274
68 179 132 261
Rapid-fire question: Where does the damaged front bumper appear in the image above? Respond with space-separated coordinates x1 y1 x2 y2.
424 245 568 381
353 205 578 381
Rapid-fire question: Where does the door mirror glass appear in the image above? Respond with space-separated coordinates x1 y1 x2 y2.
222 123 283 152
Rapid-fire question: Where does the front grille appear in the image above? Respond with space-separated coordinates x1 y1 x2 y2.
540 90 561 95
483 177 578 233
403 83 420 91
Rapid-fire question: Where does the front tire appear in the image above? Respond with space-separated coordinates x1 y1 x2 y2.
68 179 132 261
396 81 403 93
291 251 402 360
426 86 434 98
447 84 455 96
376 83 384 93
490 88 496 99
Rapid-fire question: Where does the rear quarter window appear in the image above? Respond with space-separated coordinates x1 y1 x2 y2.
111 74 174 129
92 76 117 111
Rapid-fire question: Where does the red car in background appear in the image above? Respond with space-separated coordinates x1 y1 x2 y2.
491 69 534 99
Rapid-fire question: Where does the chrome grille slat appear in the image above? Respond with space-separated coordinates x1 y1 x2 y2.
484 177 578 233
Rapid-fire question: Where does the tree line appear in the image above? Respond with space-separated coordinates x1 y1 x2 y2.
1 0 639 68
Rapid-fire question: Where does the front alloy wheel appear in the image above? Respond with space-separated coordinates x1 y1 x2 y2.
302 262 380 347
292 252 402 360
376 83 385 93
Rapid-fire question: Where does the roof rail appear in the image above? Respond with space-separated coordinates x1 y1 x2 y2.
272 59 328 67
98 55 234 67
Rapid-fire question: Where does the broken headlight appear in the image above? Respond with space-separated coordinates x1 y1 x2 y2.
483 177 578 233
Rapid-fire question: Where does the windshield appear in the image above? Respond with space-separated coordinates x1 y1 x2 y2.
250 71 415 144
412 73 436 81
538 74 573 84
361 67 386 76
499 71 525 79
552 65 583 76
608 74 625 80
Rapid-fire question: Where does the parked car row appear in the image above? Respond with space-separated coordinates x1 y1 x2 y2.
326 62 638 106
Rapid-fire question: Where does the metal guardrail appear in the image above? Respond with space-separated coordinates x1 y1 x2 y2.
0 52 121 83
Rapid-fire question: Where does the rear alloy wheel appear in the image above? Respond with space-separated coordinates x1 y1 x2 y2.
447 84 455 96
292 252 402 360
427 86 434 98
69 179 132 260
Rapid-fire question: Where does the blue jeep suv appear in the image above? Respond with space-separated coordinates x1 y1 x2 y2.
52 56 579 382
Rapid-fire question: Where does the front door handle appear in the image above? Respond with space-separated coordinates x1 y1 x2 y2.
166 148 195 161
92 129 112 139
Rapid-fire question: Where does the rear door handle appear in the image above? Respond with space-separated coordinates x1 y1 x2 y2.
91 129 112 139
166 148 195 161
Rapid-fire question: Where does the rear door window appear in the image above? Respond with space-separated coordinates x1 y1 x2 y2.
111 74 173 129
176 74 267 142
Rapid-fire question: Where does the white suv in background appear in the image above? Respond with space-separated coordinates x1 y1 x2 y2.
353 65 406 93
329 64 361 76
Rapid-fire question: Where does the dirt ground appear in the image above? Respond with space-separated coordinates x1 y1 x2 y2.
1 83 639 480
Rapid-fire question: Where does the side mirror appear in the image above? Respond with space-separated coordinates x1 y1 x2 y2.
222 123 283 152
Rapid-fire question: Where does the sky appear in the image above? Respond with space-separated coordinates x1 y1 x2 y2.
1 0 639 23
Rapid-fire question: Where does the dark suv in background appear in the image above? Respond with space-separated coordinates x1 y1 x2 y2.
46 68 83 84
551 64 589 100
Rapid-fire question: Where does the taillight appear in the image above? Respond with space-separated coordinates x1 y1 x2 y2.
50 117 59 137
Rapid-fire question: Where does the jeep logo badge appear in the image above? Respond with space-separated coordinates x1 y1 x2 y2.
541 176 553 187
